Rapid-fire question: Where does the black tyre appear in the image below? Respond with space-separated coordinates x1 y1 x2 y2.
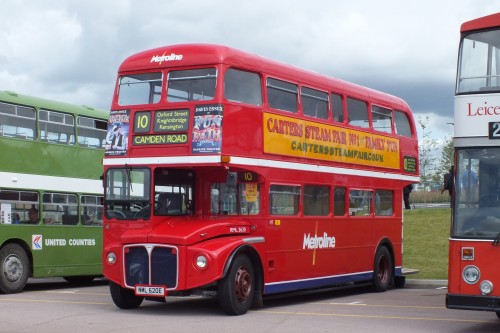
0 243 30 294
218 254 254 315
109 281 144 309
372 246 393 292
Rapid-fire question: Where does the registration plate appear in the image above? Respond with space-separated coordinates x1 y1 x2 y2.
134 285 166 297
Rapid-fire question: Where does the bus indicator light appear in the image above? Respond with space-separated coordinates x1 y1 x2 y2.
461 247 474 260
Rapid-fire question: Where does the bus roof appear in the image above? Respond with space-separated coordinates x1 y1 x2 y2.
0 90 108 120
118 43 410 111
461 12 500 33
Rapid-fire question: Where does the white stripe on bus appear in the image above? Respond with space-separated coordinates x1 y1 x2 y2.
0 171 103 193
103 156 420 182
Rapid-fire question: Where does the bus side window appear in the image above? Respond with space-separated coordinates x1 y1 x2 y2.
224 68 262 106
372 106 393 134
347 97 369 128
333 187 346 216
301 87 328 120
303 185 329 216
267 78 298 113
331 93 344 123
375 190 393 216
394 110 412 137
269 185 300 215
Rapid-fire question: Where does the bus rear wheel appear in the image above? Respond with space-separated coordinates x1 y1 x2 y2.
372 246 393 292
0 243 30 294
218 254 254 315
109 281 144 309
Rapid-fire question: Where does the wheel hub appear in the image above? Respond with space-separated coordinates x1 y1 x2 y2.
3 255 23 282
234 267 252 303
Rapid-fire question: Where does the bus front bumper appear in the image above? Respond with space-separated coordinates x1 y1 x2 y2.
446 293 500 312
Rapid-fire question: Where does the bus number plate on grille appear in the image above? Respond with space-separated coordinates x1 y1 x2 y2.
135 285 166 297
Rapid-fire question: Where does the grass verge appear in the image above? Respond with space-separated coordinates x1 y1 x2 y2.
403 208 451 280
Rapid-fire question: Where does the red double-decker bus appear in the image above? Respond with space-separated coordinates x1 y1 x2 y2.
102 44 419 315
447 13 500 318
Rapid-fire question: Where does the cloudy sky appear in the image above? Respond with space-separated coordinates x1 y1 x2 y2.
0 0 498 143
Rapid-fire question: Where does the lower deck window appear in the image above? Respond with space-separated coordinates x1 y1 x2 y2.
269 185 300 215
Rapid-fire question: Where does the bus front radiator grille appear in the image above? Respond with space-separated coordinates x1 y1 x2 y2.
124 245 178 289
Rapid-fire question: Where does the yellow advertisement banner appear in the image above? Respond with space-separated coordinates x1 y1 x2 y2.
263 112 400 169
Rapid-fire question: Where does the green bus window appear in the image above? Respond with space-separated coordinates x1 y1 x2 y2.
0 190 39 225
77 117 107 148
81 195 103 226
43 192 78 225
269 184 300 215
39 110 75 145
0 102 36 140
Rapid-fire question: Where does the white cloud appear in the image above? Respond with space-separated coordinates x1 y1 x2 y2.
0 0 498 133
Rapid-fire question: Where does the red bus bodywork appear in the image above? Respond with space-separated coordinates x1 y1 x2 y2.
103 44 419 315
447 13 500 317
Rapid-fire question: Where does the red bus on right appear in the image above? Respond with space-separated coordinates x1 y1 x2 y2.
447 12 500 319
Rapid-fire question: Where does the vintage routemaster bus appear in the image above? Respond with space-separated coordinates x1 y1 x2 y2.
0 91 107 293
102 44 419 315
446 13 500 318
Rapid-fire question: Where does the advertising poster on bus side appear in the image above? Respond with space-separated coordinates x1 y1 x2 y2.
192 104 223 154
105 109 130 156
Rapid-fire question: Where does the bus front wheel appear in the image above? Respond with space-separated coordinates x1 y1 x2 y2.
0 243 30 294
218 254 254 315
109 281 144 309
372 246 393 292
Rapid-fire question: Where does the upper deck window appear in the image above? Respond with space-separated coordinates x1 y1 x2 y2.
77 116 107 148
167 68 217 102
39 110 75 145
267 78 298 113
331 93 344 123
372 106 393 133
347 98 369 128
301 87 328 119
457 29 500 94
224 68 262 106
0 101 36 140
118 72 162 106
394 110 412 137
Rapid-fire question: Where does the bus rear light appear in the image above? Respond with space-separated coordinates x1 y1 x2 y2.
462 265 480 284
480 280 493 295
221 155 231 163
107 252 117 264
461 247 474 260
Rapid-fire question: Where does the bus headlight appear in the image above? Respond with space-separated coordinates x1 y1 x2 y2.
107 252 117 264
480 280 493 295
462 265 480 284
195 255 208 270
